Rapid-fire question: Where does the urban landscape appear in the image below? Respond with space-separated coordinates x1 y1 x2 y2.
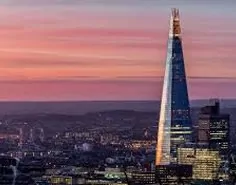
0 1 236 185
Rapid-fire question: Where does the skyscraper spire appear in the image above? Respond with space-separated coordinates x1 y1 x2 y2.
169 8 181 37
156 9 192 166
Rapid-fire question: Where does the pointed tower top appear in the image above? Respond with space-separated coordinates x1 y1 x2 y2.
172 8 180 20
169 8 181 37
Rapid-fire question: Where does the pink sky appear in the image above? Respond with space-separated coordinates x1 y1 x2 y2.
0 1 235 100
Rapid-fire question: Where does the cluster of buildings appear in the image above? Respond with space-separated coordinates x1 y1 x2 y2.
155 8 232 185
0 8 235 185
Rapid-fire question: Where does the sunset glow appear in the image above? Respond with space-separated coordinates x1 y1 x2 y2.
0 0 235 100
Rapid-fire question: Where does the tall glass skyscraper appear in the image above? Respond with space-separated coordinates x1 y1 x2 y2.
156 9 192 165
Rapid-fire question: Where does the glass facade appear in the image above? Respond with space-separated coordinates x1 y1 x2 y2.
198 100 230 157
156 9 192 165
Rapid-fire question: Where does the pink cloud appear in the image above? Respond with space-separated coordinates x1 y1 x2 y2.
0 5 235 100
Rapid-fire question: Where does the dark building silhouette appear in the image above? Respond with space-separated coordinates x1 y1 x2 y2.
131 171 156 184
198 99 230 157
156 164 192 185
0 156 36 185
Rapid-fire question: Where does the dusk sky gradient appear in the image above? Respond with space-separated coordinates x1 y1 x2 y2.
0 0 236 100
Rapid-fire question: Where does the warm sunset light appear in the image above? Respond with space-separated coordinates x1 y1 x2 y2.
0 2 235 185
0 0 235 100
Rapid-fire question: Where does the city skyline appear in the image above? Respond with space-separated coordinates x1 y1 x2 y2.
0 0 236 100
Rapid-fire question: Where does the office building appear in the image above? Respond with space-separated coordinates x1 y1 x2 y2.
198 99 230 157
156 164 192 185
156 8 192 165
50 176 73 185
131 171 156 184
178 147 222 180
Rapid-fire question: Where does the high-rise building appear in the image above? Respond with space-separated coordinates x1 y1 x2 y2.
29 128 34 143
178 147 222 181
156 8 192 165
35 128 45 143
198 99 230 157
18 128 23 148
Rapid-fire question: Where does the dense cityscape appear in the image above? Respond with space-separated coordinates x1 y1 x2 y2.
0 101 236 185
0 6 236 185
0 100 236 185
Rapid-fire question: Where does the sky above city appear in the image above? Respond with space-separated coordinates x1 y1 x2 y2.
0 0 235 101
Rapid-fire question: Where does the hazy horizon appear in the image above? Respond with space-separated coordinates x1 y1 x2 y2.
0 100 235 115
0 98 235 102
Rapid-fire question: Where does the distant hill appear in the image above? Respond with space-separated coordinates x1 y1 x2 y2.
0 100 235 115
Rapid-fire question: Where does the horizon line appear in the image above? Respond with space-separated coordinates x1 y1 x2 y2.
0 99 234 102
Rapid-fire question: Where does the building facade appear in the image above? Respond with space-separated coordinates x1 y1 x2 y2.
177 147 222 181
198 99 230 157
156 8 192 165
156 164 192 185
